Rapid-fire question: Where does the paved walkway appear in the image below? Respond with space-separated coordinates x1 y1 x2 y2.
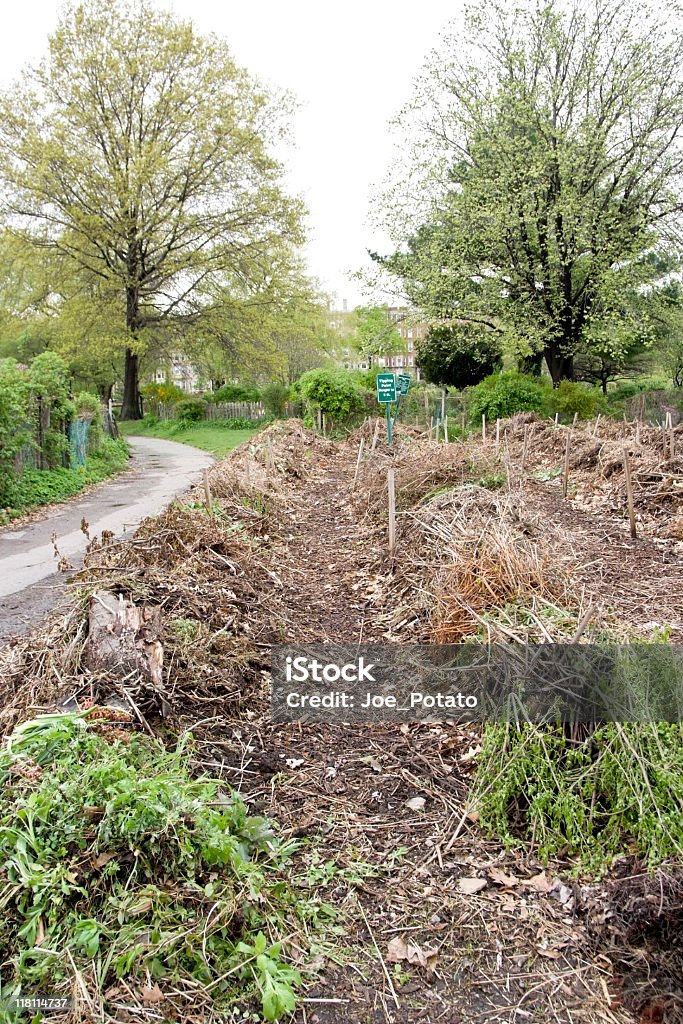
0 436 213 640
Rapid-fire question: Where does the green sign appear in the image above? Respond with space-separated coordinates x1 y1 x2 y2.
376 372 396 403
397 373 411 396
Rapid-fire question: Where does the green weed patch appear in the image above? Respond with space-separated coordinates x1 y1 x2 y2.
0 712 327 1020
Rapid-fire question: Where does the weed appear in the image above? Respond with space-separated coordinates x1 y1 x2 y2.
0 712 331 1019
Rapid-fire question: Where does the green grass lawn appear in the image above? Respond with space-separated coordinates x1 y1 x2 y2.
118 418 259 455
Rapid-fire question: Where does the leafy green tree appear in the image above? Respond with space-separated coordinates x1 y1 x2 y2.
353 306 404 367
376 0 683 384
416 324 502 389
0 0 304 418
0 360 30 504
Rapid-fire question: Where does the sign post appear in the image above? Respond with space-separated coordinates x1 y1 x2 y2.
392 373 411 431
376 373 397 444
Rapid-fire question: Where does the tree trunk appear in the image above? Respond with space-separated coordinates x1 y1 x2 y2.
545 344 574 386
121 275 143 420
519 351 544 375
120 348 142 420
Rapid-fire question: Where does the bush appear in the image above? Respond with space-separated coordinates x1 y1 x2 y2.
0 359 31 505
548 381 607 421
468 371 551 424
261 382 290 418
140 382 185 405
210 383 261 403
297 368 367 425
176 398 206 423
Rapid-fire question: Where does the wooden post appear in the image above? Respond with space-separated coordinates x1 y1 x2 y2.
322 413 327 437
562 429 571 498
460 411 466 440
572 412 579 427
424 389 429 429
482 414 486 443
203 469 212 511
593 414 601 437
554 412 559 425
521 424 530 470
623 447 637 539
441 389 446 425
353 437 365 490
662 421 668 459
668 412 675 460
635 419 641 445
434 419 440 443
387 469 396 554
444 416 449 443
495 418 500 446
430 415 434 440
371 418 380 452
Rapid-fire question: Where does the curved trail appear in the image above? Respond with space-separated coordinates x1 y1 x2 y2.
0 436 213 641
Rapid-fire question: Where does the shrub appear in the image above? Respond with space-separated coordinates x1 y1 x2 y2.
297 368 367 425
468 371 551 423
0 359 31 505
210 383 261 403
28 351 74 468
261 381 290 418
549 380 607 420
140 382 185 405
176 398 206 423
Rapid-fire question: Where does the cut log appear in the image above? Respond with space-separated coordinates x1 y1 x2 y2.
84 591 163 686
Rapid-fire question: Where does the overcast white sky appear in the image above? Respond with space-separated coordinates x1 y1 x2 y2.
0 1 465 308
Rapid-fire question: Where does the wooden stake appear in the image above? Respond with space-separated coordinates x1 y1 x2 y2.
424 389 429 429
322 413 327 437
371 418 380 453
521 424 530 470
635 419 641 445
482 413 486 443
572 412 579 427
353 437 365 490
460 411 466 440
441 388 446 424
444 416 449 443
668 412 675 460
623 447 637 539
554 412 559 425
562 429 571 498
387 468 396 554
495 418 500 446
434 419 440 443
203 469 212 511
593 414 601 437
662 421 668 458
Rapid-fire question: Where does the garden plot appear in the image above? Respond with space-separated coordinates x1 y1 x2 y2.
0 420 682 1024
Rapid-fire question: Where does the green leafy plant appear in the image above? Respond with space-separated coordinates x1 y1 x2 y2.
548 380 607 421
0 711 316 1018
176 398 206 423
210 383 262 403
296 368 367 426
261 382 290 418
468 371 551 423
